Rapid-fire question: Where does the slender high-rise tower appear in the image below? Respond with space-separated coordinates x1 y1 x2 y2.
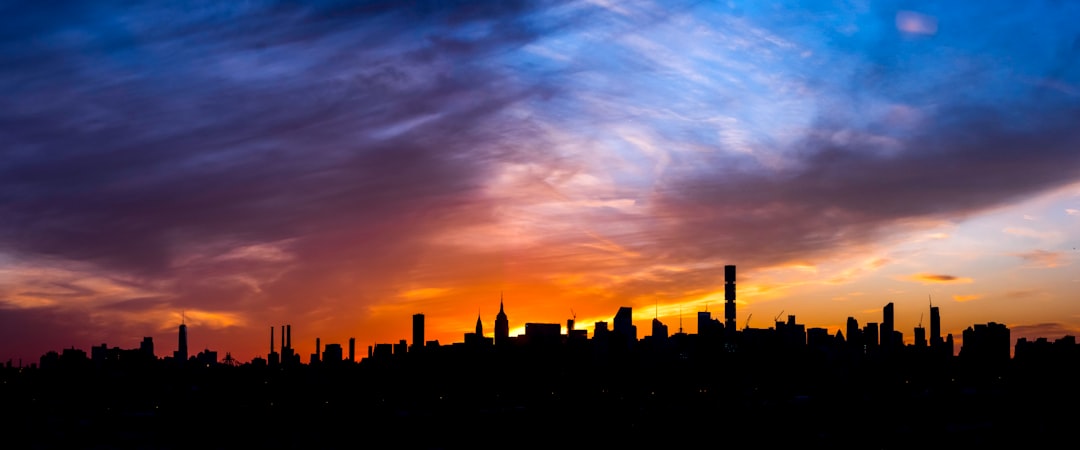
724 265 737 331
175 313 188 366
495 293 509 346
882 302 895 351
412 313 425 352
930 305 941 346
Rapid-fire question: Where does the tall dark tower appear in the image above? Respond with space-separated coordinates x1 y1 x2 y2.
474 313 483 337
175 313 188 366
882 302 895 351
724 265 737 331
930 305 942 346
412 313 425 352
495 293 509 346
348 337 356 362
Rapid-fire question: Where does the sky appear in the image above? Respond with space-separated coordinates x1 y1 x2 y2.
2 0 1079 364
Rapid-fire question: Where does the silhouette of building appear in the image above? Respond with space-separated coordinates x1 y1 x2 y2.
698 310 722 339
322 343 343 364
593 321 610 345
174 315 188 366
348 337 356 362
724 265 737 332
269 326 279 366
613 307 636 340
495 294 509 346
195 348 217 367
524 323 561 346
881 302 895 352
140 337 154 359
930 305 942 347
413 314 425 352
846 316 862 353
651 317 669 339
863 322 879 354
311 337 321 364
960 322 1010 365
464 313 493 346
776 315 806 350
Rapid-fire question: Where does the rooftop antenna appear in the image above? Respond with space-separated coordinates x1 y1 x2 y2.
679 306 683 333
654 300 658 319
929 293 933 308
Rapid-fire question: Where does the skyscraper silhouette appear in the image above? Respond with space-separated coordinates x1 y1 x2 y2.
724 265 737 331
174 313 188 366
495 294 509 346
412 313 425 352
882 302 895 351
930 305 942 347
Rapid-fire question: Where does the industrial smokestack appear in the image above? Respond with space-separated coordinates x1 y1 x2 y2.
286 325 291 349
270 326 275 354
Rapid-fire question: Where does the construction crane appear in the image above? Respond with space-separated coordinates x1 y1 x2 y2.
744 313 752 330
919 313 924 328
774 310 784 322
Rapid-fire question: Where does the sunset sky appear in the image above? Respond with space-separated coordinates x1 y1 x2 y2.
2 1 1079 364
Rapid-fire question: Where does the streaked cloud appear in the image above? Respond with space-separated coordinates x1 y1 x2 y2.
903 273 974 284
952 294 981 302
1013 249 1066 268
3 0 1080 361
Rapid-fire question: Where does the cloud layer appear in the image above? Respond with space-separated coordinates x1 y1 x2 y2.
2 1 1080 361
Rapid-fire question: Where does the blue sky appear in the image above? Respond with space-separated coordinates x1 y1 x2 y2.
1 0 1078 362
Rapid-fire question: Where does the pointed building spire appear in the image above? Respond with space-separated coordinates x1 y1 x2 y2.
495 292 509 346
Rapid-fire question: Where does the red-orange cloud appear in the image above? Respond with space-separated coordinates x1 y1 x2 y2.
902 273 973 284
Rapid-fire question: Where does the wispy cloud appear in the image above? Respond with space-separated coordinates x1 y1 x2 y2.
1013 249 1066 268
902 273 974 284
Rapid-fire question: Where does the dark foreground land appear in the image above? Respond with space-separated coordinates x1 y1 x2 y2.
4 346 1077 449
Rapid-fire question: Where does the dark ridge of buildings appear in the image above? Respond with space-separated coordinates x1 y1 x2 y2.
6 265 1079 448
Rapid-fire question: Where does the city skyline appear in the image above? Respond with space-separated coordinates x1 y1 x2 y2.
12 279 1053 366
3 2 1080 364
